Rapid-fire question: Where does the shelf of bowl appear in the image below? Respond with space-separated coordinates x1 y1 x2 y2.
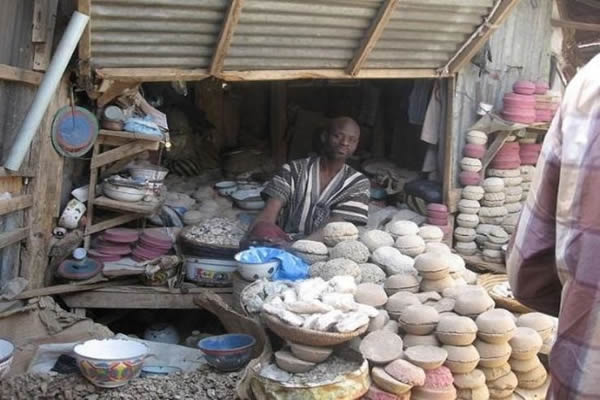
60 285 233 310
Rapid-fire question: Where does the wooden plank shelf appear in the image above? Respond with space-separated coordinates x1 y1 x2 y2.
61 285 233 309
93 196 162 215
99 129 164 142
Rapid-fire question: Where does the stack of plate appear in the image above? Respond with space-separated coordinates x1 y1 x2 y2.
88 228 139 263
131 230 173 262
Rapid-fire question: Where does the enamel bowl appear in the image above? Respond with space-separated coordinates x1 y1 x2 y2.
215 181 238 196
103 182 145 202
197 334 255 371
0 338 15 380
234 251 279 281
73 339 148 388
185 257 238 287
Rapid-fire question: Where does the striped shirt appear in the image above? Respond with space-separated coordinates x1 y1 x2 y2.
507 54 600 399
262 156 369 237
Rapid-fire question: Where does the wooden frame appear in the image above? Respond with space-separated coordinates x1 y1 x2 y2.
0 195 33 216
346 0 398 76
551 18 600 32
446 0 522 74
210 0 245 75
0 64 43 85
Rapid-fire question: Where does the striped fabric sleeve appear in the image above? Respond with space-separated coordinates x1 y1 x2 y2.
261 163 293 205
331 177 370 225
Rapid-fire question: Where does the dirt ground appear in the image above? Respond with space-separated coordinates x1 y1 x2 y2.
0 366 241 400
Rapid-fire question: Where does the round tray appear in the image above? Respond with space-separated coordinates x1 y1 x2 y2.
261 313 368 347
478 273 533 314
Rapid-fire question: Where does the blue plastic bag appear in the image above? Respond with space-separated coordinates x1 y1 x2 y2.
237 247 308 281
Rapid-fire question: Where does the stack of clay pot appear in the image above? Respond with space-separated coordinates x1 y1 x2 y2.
519 165 535 203
502 81 536 124
454 184 484 257
534 82 560 123
509 313 553 390
426 203 452 239
275 343 333 374
519 143 542 166
460 131 487 187
475 309 519 400
414 253 456 295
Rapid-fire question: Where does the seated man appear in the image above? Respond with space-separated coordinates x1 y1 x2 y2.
248 116 370 245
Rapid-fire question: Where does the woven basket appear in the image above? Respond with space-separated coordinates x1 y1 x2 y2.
261 313 368 347
232 272 255 315
478 273 533 314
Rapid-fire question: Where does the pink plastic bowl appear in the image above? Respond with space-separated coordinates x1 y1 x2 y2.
513 81 536 95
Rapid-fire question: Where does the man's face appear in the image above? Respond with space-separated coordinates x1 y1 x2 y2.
325 121 360 161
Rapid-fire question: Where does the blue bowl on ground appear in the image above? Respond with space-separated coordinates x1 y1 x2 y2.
197 333 256 372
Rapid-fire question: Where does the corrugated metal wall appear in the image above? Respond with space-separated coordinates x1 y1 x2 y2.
0 0 35 283
90 0 228 68
451 0 553 186
87 0 496 72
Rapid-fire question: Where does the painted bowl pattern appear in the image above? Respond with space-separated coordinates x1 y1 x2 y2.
197 333 256 372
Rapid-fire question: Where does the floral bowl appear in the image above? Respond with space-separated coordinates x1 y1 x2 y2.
73 339 149 388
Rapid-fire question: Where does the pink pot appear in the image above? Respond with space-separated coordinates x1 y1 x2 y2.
463 144 486 159
535 110 553 122
459 171 481 186
103 228 140 243
427 216 449 226
88 249 122 262
504 92 536 105
513 81 536 95
501 111 536 124
427 210 449 220
427 203 448 213
535 81 549 95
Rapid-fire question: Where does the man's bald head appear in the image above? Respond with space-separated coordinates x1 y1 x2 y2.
324 116 360 161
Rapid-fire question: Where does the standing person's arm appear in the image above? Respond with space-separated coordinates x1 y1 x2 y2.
506 113 563 317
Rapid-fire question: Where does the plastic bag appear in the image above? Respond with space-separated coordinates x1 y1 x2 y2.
237 247 308 281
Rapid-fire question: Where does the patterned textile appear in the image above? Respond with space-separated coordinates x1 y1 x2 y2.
507 54 600 399
262 156 369 237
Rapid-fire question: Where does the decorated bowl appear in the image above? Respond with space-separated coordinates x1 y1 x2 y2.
73 339 148 388
0 338 15 380
185 257 237 287
215 181 238 196
197 334 256 371
234 252 279 282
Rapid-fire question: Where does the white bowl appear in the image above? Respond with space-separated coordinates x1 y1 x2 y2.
0 338 14 379
129 166 168 182
185 257 238 287
234 253 279 281
103 182 145 202
215 181 237 196
74 339 148 388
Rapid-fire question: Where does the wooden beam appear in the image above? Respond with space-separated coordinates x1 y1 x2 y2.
219 68 445 81
346 0 398 76
0 195 33 217
78 0 92 78
551 18 600 32
32 0 49 43
481 131 512 171
90 140 159 169
97 68 210 82
0 167 35 178
85 213 142 236
270 82 287 167
0 64 43 85
0 228 29 249
14 279 138 300
96 81 140 107
99 129 163 142
210 0 245 75
447 0 521 74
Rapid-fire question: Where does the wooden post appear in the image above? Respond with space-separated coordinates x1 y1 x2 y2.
21 80 69 288
77 0 93 88
270 82 287 167
443 76 457 211
346 0 398 76
32 0 58 71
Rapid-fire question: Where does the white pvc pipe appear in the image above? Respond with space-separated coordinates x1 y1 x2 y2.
5 11 89 171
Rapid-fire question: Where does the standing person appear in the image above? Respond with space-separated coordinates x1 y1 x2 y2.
245 116 370 246
507 54 600 399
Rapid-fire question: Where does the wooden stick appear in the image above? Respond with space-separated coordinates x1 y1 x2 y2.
210 0 245 75
85 213 142 236
0 195 33 216
78 0 92 78
346 0 398 76
552 18 600 32
90 140 159 168
0 64 43 85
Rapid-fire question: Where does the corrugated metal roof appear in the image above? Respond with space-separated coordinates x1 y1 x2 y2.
85 0 513 80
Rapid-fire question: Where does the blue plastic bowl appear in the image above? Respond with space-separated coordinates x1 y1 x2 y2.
197 334 256 371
